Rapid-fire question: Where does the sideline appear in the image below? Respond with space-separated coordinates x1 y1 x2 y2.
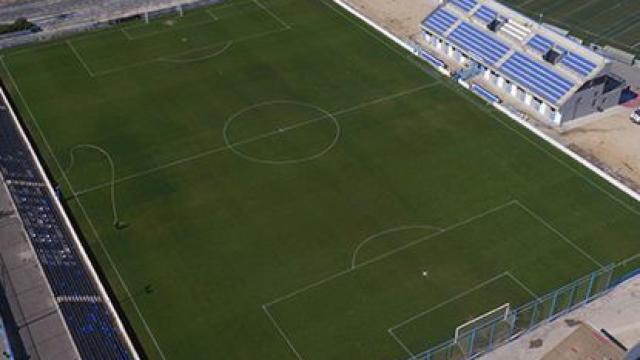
329 0 640 206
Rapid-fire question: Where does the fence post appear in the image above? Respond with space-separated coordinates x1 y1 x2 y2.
605 266 615 289
468 328 477 356
548 290 559 318
487 322 497 350
585 272 597 301
528 302 538 328
567 282 577 310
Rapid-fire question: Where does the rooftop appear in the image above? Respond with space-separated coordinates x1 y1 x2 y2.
422 0 609 106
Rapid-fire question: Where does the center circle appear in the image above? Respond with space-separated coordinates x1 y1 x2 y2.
223 100 341 165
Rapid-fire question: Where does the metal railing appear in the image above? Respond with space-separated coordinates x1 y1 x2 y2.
413 261 638 360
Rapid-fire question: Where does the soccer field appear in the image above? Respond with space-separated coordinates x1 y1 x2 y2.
499 0 640 55
1 0 640 358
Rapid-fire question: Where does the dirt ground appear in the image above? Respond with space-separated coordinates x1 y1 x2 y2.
341 0 439 41
554 103 640 193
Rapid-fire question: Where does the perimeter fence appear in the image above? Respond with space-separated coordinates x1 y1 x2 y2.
412 257 640 360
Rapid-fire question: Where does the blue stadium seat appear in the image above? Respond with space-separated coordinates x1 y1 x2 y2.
527 34 554 53
450 0 478 13
448 22 510 64
60 302 131 360
500 52 575 103
0 100 134 359
471 84 500 103
423 8 458 35
560 51 597 77
419 50 445 68
473 5 497 24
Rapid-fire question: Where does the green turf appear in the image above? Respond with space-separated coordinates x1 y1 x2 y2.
1 0 640 359
497 0 640 54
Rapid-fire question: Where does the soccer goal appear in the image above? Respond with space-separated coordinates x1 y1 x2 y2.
454 303 513 356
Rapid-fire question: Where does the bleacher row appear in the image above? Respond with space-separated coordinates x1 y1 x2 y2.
422 4 600 104
0 95 132 359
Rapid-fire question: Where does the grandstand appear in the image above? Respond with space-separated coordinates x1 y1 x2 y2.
421 0 640 125
0 84 138 359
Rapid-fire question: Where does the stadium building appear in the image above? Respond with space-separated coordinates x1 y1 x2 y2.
420 0 640 125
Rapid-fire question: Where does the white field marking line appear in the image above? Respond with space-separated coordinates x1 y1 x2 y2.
618 251 640 266
599 11 640 38
510 4 636 51
263 201 516 359
73 82 439 197
608 18 640 38
123 16 221 40
158 41 232 63
455 85 640 217
263 305 304 359
120 28 134 41
65 144 121 226
263 200 516 308
252 0 291 29
388 271 510 332
327 0 639 213
66 40 95 78
351 225 444 269
222 100 341 165
91 26 289 77
506 271 540 300
206 8 219 20
562 0 600 19
388 328 417 360
320 0 432 71
4 0 256 57
513 200 605 268
0 56 167 360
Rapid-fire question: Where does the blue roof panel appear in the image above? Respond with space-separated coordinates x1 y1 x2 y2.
451 0 478 13
448 22 510 64
423 8 458 35
500 52 575 103
528 34 554 53
473 5 497 24
560 51 597 77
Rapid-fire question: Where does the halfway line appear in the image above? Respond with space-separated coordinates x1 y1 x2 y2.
73 82 439 197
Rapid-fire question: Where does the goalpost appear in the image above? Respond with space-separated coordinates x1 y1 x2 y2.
454 303 512 356
143 4 186 24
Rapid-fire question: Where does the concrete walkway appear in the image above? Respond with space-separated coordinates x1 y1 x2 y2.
483 276 640 359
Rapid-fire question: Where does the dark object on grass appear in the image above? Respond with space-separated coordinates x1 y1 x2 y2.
114 220 129 230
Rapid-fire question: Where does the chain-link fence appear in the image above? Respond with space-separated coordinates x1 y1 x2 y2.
412 262 638 360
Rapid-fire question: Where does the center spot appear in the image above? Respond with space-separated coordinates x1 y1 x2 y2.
223 101 340 165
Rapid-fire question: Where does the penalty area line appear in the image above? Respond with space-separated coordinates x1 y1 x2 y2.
263 305 304 359
262 201 517 358
66 40 95 77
